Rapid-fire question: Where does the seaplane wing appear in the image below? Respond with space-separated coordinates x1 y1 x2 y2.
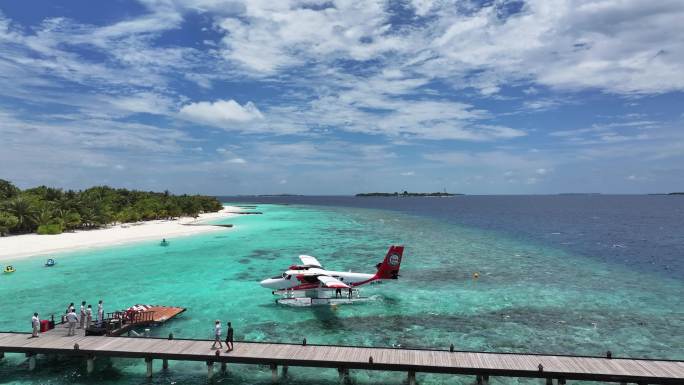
317 275 350 289
299 255 323 268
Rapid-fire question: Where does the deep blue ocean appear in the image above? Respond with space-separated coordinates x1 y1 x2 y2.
223 195 684 280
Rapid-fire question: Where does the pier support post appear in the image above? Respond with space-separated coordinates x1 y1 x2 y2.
270 364 278 383
221 362 227 373
28 354 36 371
477 375 483 385
546 378 553 385
145 358 153 378
282 365 288 376
408 370 416 385
557 379 565 385
0 352 4 360
338 367 349 382
162 359 169 370
86 356 95 374
207 361 214 380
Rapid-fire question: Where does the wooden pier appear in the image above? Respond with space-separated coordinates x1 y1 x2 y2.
0 332 682 384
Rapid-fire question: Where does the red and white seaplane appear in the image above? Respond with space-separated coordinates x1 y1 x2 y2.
260 245 404 305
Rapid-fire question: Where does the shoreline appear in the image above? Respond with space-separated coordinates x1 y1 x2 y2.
0 205 242 262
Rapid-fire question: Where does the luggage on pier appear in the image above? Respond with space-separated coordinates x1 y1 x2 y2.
40 319 50 333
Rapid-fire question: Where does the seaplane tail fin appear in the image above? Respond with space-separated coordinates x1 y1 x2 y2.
375 245 404 280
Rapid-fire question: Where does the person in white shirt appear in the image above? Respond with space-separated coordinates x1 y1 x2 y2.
86 304 93 327
31 313 40 338
63 303 74 322
66 309 79 336
79 301 86 329
97 300 104 324
211 320 223 349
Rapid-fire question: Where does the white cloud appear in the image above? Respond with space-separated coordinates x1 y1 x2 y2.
228 157 247 164
215 1 403 74
179 99 264 128
522 99 562 112
401 171 416 176
107 92 175 115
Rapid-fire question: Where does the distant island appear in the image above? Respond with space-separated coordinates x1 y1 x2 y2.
356 191 461 197
668 192 684 195
0 179 223 236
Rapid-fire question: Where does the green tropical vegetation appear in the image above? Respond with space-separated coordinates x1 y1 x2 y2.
0 179 223 236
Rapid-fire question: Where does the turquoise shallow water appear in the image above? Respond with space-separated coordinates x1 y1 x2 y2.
0 203 682 385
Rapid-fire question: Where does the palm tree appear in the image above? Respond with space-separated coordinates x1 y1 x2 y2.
36 206 56 226
4 196 39 232
0 179 19 200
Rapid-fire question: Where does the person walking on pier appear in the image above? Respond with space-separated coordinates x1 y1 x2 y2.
211 320 223 349
86 304 93 327
79 301 86 329
97 300 104 325
66 308 79 336
225 321 234 352
31 313 40 338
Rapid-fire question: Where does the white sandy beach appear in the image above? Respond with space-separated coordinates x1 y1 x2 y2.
0 206 242 262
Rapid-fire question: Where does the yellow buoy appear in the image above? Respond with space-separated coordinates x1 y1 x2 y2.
4 265 16 273
473 272 479 279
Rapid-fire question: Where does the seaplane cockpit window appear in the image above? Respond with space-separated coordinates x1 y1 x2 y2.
286 275 291 280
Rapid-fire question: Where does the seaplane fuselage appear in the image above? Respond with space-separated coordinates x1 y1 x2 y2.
260 269 376 290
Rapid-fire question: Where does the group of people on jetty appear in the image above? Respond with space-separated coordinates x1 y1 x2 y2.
32 301 236 351
31 300 104 337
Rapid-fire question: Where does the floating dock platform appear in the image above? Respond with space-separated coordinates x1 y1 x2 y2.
44 305 186 337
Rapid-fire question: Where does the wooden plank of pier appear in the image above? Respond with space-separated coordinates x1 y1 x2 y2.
0 332 682 384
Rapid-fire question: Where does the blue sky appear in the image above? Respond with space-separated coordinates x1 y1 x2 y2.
0 0 682 195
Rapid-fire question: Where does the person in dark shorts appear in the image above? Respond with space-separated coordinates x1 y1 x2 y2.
225 321 234 351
